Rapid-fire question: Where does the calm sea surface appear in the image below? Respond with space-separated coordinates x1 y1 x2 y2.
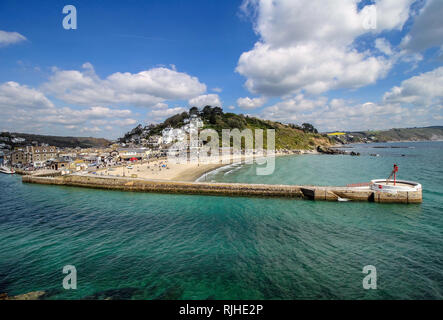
0 141 442 299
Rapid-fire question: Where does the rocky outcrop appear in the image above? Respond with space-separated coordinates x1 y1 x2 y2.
0 291 46 300
317 146 345 155
317 146 360 156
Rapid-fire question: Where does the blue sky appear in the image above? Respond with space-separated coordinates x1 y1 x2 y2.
0 0 442 138
1 0 254 92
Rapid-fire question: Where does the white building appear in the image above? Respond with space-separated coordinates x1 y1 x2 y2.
11 137 25 143
162 127 186 144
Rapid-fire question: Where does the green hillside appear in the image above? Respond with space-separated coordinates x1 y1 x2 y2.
120 106 332 150
364 127 443 142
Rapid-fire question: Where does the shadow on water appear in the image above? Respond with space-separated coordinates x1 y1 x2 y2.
80 281 185 300
153 285 184 300
83 287 143 300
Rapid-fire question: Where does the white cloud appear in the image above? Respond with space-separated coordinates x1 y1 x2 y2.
152 102 169 109
80 126 102 134
238 42 392 95
0 61 209 137
90 119 109 126
261 97 415 131
259 67 443 131
0 81 54 109
212 87 223 93
375 0 414 31
243 0 413 47
401 0 443 53
112 118 138 126
237 0 414 96
1 104 138 138
42 63 207 108
147 106 186 122
383 66 443 106
375 38 393 56
188 94 222 108
0 80 137 138
36 106 133 126
0 30 26 47
261 95 328 122
237 96 267 109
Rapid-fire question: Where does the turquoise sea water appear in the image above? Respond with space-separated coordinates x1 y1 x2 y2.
0 141 442 299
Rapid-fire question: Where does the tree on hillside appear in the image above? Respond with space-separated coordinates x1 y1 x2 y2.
288 123 302 130
200 106 224 124
213 106 223 115
201 106 213 119
189 106 199 116
170 112 189 125
301 123 318 134
130 124 143 135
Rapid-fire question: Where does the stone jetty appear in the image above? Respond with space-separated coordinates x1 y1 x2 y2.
22 174 422 204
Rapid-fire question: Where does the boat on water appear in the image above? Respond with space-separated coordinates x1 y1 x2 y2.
0 166 15 174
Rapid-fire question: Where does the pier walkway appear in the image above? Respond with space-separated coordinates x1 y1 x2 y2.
22 173 422 204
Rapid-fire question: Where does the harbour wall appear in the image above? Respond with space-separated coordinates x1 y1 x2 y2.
21 174 422 204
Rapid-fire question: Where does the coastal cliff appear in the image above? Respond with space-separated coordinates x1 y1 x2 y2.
329 126 443 144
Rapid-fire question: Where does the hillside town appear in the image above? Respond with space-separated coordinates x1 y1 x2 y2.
1 143 155 174
0 115 206 174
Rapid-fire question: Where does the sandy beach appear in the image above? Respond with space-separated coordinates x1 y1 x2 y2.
97 153 282 182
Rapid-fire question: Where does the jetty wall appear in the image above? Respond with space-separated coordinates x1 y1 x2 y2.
22 174 422 203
